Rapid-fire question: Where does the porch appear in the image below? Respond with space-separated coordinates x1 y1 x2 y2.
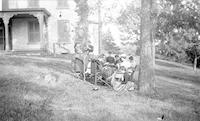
0 8 50 51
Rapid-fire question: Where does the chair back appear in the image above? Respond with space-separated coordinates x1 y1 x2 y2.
74 57 84 73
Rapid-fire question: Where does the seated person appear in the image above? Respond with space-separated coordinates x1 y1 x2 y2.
111 66 135 91
85 58 101 75
114 55 120 64
85 44 94 53
116 58 123 69
106 52 115 64
128 56 137 69
74 43 83 54
120 56 136 83
98 54 106 64
120 56 131 69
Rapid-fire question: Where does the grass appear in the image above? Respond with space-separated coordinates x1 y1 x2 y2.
0 74 54 121
0 55 199 121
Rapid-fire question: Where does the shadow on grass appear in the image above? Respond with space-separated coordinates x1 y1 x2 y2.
0 56 73 76
153 83 200 121
35 61 73 73
0 57 31 66
155 68 200 85
137 87 200 121
156 60 186 69
33 61 109 87
138 108 199 121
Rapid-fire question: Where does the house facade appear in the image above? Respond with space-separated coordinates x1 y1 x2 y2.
0 0 79 54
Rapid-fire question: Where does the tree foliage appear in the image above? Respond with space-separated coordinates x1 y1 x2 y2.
156 0 200 68
74 0 89 48
102 31 121 54
117 1 141 55
118 2 140 42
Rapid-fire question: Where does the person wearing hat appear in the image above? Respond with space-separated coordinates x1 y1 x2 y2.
105 51 115 65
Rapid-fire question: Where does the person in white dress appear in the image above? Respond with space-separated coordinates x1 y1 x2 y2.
110 55 136 91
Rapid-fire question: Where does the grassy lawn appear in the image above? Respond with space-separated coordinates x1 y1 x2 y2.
0 55 199 121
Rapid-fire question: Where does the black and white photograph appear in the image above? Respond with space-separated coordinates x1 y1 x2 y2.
0 0 199 121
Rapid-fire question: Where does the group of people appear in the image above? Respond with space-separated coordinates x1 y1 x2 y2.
98 52 137 73
73 43 138 91
97 52 138 91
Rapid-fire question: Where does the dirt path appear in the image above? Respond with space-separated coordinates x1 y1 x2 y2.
0 56 199 121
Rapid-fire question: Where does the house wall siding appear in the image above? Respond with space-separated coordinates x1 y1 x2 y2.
38 0 77 53
1 0 78 53
0 0 2 11
2 0 8 10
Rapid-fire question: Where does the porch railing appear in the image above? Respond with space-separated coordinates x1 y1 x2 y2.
53 42 70 55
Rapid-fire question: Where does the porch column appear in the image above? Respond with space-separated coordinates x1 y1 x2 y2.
36 14 45 51
3 17 10 51
44 19 49 51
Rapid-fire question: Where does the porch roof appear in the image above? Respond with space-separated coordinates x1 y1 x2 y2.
0 8 51 17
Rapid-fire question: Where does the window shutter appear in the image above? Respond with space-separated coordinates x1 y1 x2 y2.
57 0 68 8
28 21 40 43
2 0 9 10
28 0 39 8
57 20 70 42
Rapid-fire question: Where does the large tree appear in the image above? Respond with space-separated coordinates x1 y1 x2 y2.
118 0 156 93
138 0 155 93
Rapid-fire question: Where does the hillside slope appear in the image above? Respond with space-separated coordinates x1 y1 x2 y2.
0 56 199 121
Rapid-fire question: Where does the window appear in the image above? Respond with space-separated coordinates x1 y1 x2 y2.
57 20 70 42
57 0 68 9
28 21 40 43
28 0 39 8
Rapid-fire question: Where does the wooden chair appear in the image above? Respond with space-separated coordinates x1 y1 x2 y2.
89 59 114 88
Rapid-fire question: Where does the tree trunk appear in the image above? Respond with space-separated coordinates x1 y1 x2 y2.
194 56 197 72
98 0 102 54
138 0 155 94
74 0 89 48
151 0 158 67
152 33 156 67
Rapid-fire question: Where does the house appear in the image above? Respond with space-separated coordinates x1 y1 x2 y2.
0 0 79 54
